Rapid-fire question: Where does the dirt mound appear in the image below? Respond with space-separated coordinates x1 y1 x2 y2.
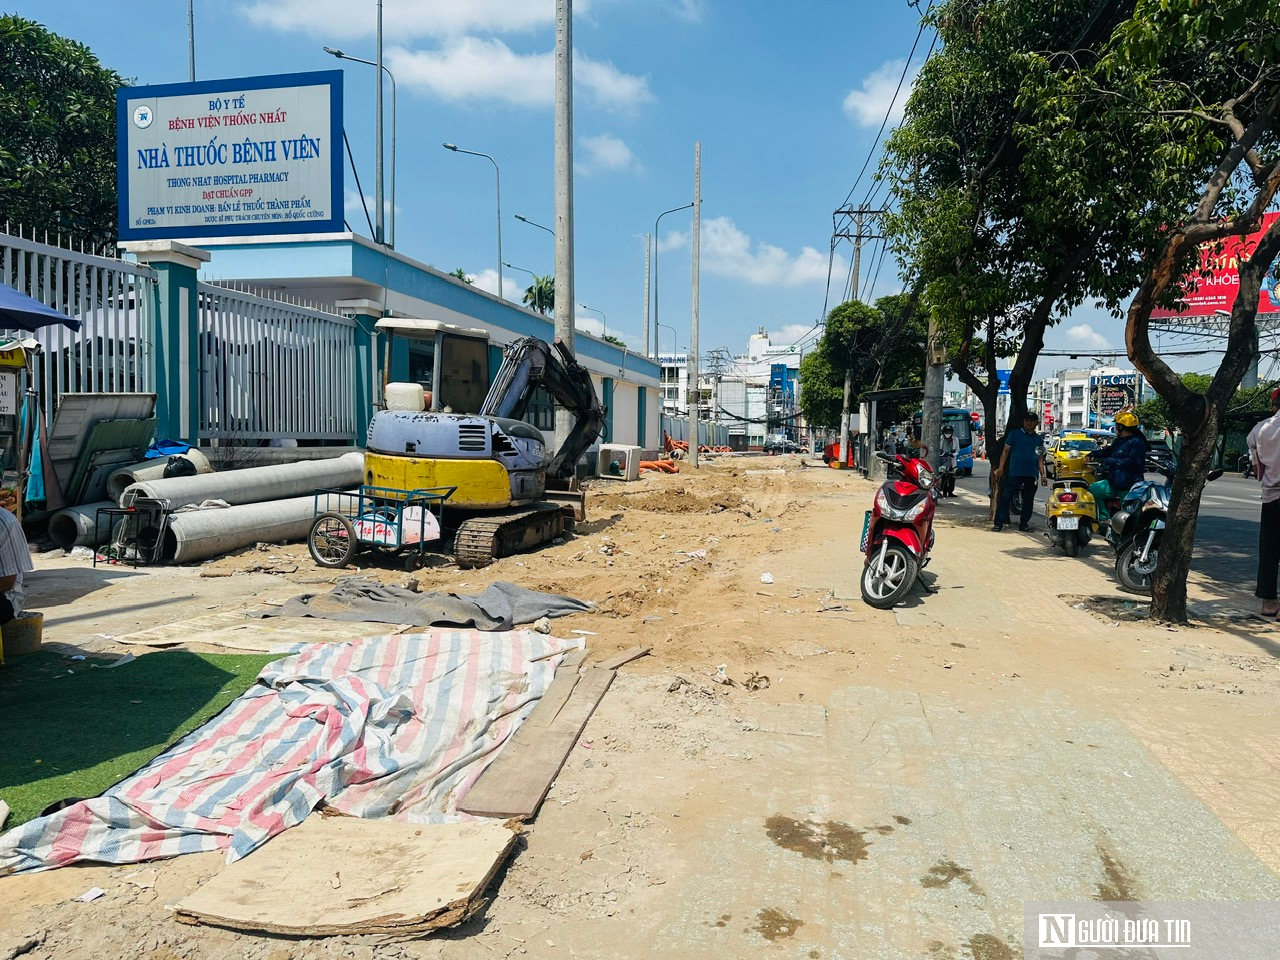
596 485 743 515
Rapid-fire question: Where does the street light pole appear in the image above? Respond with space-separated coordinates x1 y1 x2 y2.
187 0 196 81
324 46 397 247
375 0 384 245
651 202 694 360
514 214 555 238
444 144 502 298
579 303 607 339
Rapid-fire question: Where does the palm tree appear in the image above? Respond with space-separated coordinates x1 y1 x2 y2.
522 274 555 315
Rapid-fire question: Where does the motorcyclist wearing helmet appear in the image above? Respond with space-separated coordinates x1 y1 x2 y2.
1089 410 1148 521
937 425 959 497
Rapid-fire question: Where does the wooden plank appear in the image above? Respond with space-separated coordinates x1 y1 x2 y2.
173 817 518 936
458 667 615 820
596 646 650 671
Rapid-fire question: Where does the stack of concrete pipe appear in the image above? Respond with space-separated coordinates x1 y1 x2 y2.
48 451 366 563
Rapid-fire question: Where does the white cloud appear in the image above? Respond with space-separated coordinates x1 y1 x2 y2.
387 40 651 110
656 228 689 253
241 0 579 39
660 217 844 287
671 0 704 22
579 133 642 175
467 267 525 301
1064 323 1110 350
843 59 919 127
343 189 395 227
575 315 607 338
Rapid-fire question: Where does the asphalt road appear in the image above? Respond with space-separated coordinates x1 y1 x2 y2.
966 460 1262 591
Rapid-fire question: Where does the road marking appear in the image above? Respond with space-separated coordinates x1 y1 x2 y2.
1202 495 1261 505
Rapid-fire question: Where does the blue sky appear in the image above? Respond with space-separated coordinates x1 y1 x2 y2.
11 0 1141 371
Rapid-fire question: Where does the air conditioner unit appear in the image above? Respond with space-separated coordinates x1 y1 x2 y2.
597 444 641 481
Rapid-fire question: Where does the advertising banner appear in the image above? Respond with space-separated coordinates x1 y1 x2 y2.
1090 373 1138 426
117 71 344 241
1151 211 1280 319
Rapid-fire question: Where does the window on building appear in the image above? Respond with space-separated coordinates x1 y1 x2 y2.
1068 412 1083 427
1069 385 1084 402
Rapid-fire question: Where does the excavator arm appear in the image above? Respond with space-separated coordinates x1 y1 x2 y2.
481 336 606 479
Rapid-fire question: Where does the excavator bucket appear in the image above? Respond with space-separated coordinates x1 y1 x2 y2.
544 477 586 522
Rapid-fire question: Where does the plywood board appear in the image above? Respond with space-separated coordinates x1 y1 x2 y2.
458 666 614 820
596 646 650 671
173 817 518 936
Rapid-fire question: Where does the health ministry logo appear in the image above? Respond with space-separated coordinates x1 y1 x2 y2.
1039 913 1192 950
132 104 153 129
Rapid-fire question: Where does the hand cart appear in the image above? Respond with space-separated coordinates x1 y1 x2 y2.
307 485 456 570
94 493 172 567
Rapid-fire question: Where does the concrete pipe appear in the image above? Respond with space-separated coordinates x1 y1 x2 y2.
47 501 116 548
161 491 354 564
107 450 213 503
120 452 364 512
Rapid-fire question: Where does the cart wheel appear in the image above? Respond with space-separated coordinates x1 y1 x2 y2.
309 512 357 568
402 552 419 572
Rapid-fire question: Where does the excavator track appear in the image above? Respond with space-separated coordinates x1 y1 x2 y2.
453 502 567 568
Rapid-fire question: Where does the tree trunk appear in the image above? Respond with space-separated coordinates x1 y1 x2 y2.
1151 415 1217 617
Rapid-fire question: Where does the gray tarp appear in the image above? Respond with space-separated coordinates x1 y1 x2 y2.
258 578 593 631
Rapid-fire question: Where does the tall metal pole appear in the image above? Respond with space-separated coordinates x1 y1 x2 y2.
187 0 196 81
837 209 864 468
642 232 651 357
553 0 576 453
388 67 396 247
689 142 702 469
493 163 503 298
922 315 944 471
374 0 385 245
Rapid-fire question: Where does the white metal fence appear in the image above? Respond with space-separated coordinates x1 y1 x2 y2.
0 228 157 427
197 282 358 442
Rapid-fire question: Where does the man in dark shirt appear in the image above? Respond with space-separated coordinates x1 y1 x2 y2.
992 412 1047 532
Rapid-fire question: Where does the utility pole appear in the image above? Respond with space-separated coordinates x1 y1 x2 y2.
374 0 385 246
689 142 702 468
921 316 945 471
642 233 651 357
832 205 884 468
553 0 576 453
187 0 196 81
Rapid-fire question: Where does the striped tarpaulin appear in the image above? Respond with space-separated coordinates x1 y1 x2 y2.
0 629 577 875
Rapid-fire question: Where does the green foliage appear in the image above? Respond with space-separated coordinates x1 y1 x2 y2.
449 268 473 284
0 15 125 246
600 334 627 347
798 297 925 429
1136 373 1212 432
522 274 554 315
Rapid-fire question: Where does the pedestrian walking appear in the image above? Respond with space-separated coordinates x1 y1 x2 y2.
992 412 1047 532
1247 388 1280 616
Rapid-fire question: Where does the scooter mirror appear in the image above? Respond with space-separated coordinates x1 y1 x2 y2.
1207 468 1224 481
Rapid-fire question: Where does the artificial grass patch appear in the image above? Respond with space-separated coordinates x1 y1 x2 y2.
0 649 278 828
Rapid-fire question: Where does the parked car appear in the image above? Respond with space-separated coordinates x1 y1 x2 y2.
1046 432 1100 478
764 438 801 454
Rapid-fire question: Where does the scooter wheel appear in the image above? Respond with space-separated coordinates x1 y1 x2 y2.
860 541 919 609
1115 537 1157 594
1063 534 1079 558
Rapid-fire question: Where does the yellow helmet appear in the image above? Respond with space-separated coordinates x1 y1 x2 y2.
1115 411 1140 428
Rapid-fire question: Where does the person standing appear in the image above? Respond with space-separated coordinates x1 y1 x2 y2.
1247 388 1280 616
0 507 32 625
938 425 959 497
992 412 1047 532
883 429 898 457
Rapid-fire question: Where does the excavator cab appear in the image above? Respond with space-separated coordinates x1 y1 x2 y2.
375 317 491 415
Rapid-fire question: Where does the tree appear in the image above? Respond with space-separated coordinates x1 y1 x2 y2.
1032 0 1280 620
522 275 554 315
1135 374 1213 434
0 16 124 247
449 268 473 284
600 334 628 348
798 297 925 429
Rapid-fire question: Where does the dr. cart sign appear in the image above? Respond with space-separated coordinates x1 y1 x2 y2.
117 71 343 241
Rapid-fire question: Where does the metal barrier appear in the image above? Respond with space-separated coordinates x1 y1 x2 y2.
197 282 358 443
0 228 157 426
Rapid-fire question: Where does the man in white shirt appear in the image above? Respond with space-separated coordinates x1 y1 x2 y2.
0 507 32 624
1247 388 1280 616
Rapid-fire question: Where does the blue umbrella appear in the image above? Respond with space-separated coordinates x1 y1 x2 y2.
0 282 82 332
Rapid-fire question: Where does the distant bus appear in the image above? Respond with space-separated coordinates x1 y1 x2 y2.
911 407 975 475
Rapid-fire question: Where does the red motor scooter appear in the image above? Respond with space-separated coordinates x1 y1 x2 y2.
860 453 937 608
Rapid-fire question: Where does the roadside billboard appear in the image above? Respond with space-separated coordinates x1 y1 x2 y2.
1090 373 1138 428
1151 211 1280 319
117 71 344 242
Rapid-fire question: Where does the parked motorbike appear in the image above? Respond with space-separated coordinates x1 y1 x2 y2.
1106 456 1223 593
860 453 937 608
1240 453 1256 479
937 453 957 498
1044 450 1099 557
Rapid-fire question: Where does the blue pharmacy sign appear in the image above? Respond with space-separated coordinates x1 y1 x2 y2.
117 71 344 241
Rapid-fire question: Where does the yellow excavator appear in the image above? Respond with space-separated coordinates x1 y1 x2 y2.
365 318 605 566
